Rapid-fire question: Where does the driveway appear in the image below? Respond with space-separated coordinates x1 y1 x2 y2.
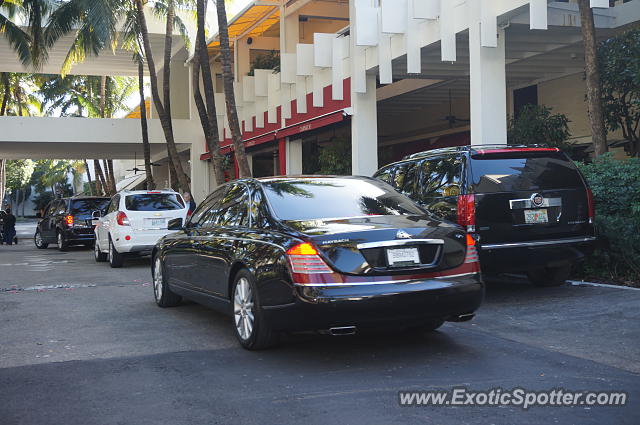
0 221 638 424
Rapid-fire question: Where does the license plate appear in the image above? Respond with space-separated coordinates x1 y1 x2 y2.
150 218 165 227
386 247 420 267
524 209 548 224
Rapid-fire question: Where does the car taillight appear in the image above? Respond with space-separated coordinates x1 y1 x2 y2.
65 215 74 227
287 242 332 274
586 189 595 224
116 211 130 226
464 234 479 264
457 194 476 233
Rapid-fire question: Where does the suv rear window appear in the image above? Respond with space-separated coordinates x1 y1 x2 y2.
70 199 110 219
125 193 185 211
469 152 583 193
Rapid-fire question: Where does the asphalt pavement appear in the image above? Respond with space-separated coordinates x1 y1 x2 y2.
1 221 638 425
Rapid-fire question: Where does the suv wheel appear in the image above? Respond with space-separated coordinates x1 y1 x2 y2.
153 255 181 307
232 269 278 350
108 236 124 268
94 241 107 262
57 231 68 252
34 230 48 249
528 265 572 287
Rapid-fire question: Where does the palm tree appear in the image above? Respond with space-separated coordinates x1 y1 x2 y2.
0 72 41 116
215 0 251 178
193 0 225 185
0 0 53 68
133 0 191 193
577 0 608 157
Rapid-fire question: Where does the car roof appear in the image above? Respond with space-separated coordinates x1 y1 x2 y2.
64 196 111 201
118 189 181 195
250 175 372 183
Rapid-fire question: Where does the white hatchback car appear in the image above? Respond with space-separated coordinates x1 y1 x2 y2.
94 190 188 268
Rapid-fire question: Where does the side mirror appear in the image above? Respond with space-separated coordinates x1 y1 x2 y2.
167 217 184 230
92 210 102 219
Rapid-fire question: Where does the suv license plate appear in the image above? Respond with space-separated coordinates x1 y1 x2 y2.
150 218 165 227
386 247 420 267
524 209 548 224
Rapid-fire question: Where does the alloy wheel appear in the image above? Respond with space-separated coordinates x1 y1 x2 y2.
109 240 113 262
154 257 164 301
57 232 63 246
234 277 255 341
35 232 43 247
94 242 100 259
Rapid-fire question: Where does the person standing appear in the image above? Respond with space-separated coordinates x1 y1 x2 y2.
2 208 16 245
183 192 197 216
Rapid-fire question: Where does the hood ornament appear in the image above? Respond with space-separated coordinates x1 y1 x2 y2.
396 230 412 240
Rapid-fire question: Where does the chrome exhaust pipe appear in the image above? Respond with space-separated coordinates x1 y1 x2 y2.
328 326 357 336
447 313 475 322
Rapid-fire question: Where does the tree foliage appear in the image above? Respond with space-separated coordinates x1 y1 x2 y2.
318 137 352 175
248 51 280 76
598 29 640 157
577 154 640 285
5 159 34 191
508 104 571 149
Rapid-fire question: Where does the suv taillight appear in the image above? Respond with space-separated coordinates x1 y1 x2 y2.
287 243 332 274
586 189 595 224
65 215 74 227
116 211 130 226
465 234 479 264
457 194 476 233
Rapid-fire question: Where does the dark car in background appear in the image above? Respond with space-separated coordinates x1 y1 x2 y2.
152 176 483 350
374 146 596 286
34 196 110 251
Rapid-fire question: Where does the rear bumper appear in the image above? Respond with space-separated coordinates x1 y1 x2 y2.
111 230 171 254
479 236 596 273
61 228 95 244
262 273 484 332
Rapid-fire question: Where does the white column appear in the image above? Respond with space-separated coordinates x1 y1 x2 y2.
351 74 378 176
189 146 210 203
286 138 303 175
469 21 507 145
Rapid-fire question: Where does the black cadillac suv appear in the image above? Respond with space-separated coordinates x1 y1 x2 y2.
34 196 110 251
374 146 596 286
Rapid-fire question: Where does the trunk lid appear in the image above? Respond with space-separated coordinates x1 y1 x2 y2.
285 215 467 275
468 150 592 245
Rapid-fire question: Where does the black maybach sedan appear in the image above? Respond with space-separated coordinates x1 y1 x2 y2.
152 176 483 350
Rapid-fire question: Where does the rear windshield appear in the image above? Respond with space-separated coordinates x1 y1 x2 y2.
262 178 424 221
124 193 185 211
469 153 584 193
70 199 110 218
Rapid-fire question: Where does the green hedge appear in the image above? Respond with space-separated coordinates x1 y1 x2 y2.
576 154 640 285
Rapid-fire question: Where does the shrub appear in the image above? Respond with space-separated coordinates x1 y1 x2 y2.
576 154 640 285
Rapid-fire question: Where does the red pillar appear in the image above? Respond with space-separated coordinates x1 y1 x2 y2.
278 138 287 175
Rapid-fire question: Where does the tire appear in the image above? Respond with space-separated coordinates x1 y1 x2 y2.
406 319 445 333
232 269 278 350
94 240 107 262
528 265 571 287
57 231 68 252
34 230 48 249
152 255 181 307
108 236 124 268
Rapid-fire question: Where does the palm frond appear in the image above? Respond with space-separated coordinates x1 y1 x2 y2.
0 13 32 65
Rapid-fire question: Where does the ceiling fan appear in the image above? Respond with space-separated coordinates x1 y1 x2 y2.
126 152 161 174
443 88 470 128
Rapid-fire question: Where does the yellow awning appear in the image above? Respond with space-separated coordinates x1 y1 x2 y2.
208 4 280 52
125 100 150 119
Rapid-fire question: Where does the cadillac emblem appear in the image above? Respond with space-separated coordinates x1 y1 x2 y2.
396 230 412 240
531 193 545 208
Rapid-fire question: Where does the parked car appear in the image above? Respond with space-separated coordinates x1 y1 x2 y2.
34 197 110 251
374 145 596 286
94 190 188 268
151 176 483 350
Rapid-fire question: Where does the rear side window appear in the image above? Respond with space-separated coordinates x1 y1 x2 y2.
70 199 110 218
212 184 249 228
124 193 185 211
469 152 583 193
418 156 463 200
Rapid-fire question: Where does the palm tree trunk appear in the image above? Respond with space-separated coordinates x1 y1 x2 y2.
215 0 251 178
578 0 608 157
194 0 225 186
100 75 106 118
84 159 94 195
134 0 191 193
138 58 155 190
107 159 116 194
14 79 23 116
94 161 107 195
0 72 10 115
0 159 5 207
